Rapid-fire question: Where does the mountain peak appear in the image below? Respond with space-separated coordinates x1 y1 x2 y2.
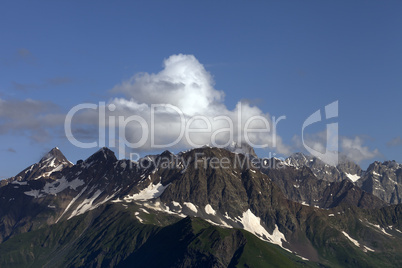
40 147 69 164
85 147 117 163
285 152 311 166
367 160 401 171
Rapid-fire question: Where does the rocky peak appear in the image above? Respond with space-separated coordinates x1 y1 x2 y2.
358 160 402 204
365 161 401 177
285 152 363 183
3 147 72 184
159 150 174 158
84 147 118 164
40 147 70 165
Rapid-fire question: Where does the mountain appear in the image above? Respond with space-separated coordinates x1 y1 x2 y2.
260 161 386 209
0 147 72 187
285 152 402 205
0 147 402 267
285 152 362 183
357 160 402 204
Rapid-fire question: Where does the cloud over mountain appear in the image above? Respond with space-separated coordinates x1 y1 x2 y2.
292 131 380 164
105 54 291 155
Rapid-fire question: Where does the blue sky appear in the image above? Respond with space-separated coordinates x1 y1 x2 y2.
1 1 401 178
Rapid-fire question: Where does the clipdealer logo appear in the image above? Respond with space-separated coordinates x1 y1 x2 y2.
64 101 339 166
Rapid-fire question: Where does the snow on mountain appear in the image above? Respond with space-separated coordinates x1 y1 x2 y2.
357 160 402 204
1 145 402 265
123 182 169 201
4 147 73 185
345 173 361 182
285 152 362 183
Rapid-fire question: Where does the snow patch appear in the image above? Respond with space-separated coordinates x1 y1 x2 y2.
56 186 88 223
42 177 85 195
204 218 232 229
239 209 287 248
366 222 393 237
24 189 44 198
124 182 168 201
342 231 360 247
172 201 182 208
68 190 103 219
12 181 28 185
378 227 393 237
345 173 361 182
205 204 216 215
143 201 186 218
363 245 375 252
296 255 309 261
183 202 198 213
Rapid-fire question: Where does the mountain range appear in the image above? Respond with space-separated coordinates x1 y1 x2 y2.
0 146 401 267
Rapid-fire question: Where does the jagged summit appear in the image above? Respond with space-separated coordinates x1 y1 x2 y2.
160 150 174 157
368 159 401 170
84 147 118 163
1 145 402 266
2 147 73 184
40 147 70 164
357 159 402 204
285 152 362 183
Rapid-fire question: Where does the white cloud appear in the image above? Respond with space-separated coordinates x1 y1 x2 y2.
105 54 291 155
0 54 384 164
292 131 339 165
292 132 380 164
2 55 292 155
341 136 380 163
111 54 224 116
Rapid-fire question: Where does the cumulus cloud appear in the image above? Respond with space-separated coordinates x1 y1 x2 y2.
340 136 380 163
0 54 290 156
292 131 380 164
101 54 291 156
111 54 224 116
0 54 385 163
292 131 339 165
387 136 402 147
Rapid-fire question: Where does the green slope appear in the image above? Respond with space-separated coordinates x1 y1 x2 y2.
1 202 402 267
0 204 313 268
